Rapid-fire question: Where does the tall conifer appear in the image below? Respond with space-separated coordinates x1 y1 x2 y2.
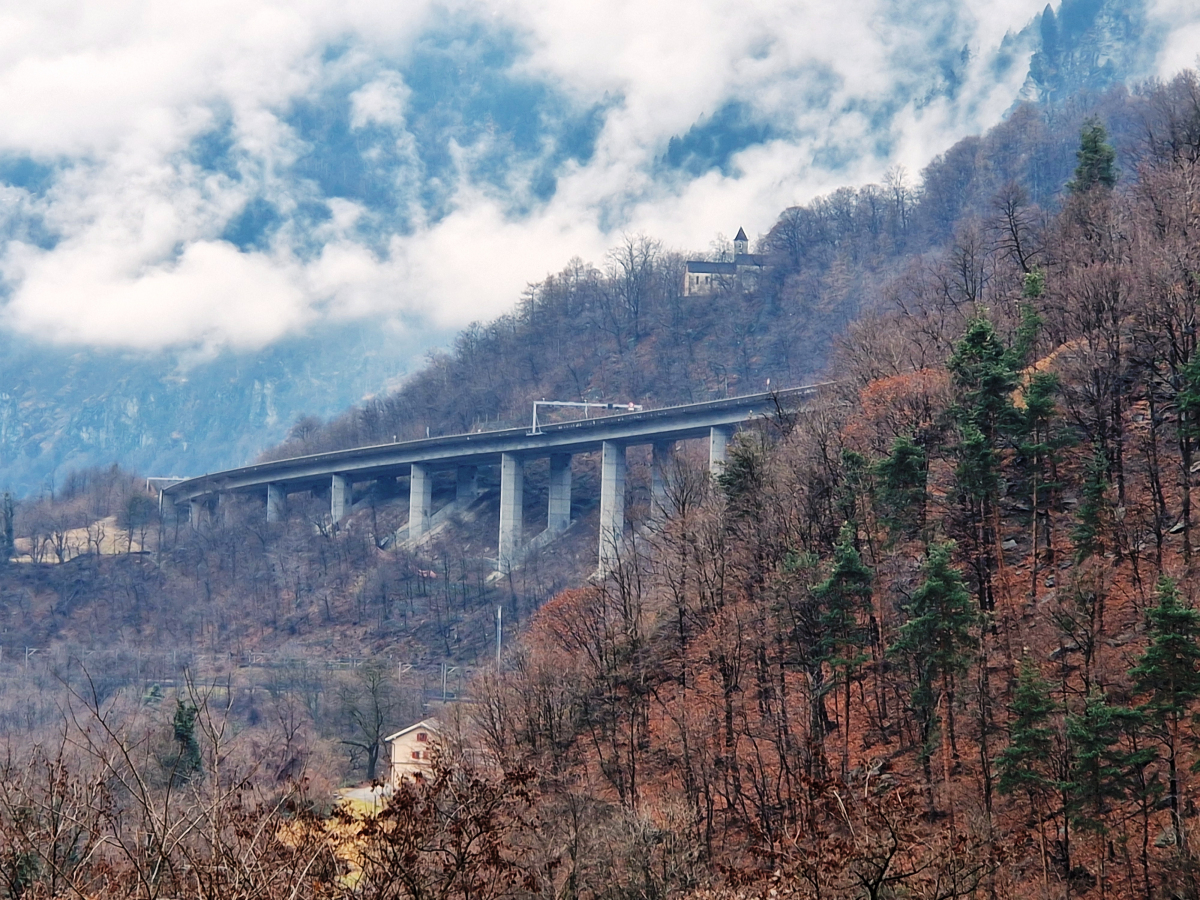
892 543 979 798
874 434 927 541
814 522 873 777
1067 119 1117 193
997 655 1058 885
1131 576 1200 850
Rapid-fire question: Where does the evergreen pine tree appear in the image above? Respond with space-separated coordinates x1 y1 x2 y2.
1067 119 1117 194
1130 576 1200 849
1014 271 1045 363
172 700 203 780
1066 691 1149 839
1177 352 1200 447
954 422 1001 610
836 448 870 528
1022 267 1046 303
1176 352 1200 561
1072 445 1110 562
892 543 979 797
955 423 1002 507
717 435 766 511
814 522 873 776
998 656 1057 799
997 655 1059 884
948 315 1024 443
874 434 927 541
949 315 1024 610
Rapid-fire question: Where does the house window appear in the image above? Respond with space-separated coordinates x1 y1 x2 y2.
412 751 421 760
417 732 428 742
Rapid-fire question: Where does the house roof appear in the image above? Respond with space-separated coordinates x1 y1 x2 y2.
384 717 441 743
734 226 748 242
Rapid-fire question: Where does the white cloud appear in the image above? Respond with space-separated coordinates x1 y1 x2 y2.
1150 0 1200 77
350 71 411 129
0 0 1193 352
3 238 309 349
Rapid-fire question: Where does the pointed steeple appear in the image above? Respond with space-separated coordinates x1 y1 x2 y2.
734 227 749 256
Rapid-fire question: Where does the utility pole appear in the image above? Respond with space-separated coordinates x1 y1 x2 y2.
441 664 459 701
496 606 502 665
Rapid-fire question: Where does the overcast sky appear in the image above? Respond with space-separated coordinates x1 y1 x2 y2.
0 0 1195 354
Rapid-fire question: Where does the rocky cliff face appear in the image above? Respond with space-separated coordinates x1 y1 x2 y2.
1017 0 1161 103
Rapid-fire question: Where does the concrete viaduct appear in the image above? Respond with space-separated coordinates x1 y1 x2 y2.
162 385 825 571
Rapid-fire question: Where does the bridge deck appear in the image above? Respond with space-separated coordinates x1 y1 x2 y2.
163 384 826 504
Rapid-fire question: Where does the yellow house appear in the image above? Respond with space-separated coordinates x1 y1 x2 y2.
384 718 440 785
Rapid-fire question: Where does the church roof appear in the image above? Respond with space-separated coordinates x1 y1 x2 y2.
685 255 765 274
734 227 748 242
686 260 738 274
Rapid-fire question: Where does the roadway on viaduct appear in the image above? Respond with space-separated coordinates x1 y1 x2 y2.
163 384 827 571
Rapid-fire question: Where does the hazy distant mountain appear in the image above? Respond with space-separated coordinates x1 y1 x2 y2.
0 323 447 495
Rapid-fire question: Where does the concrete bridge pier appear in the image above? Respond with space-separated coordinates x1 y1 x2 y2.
266 483 285 523
498 453 524 572
409 464 432 540
189 499 205 527
709 426 735 476
599 441 626 571
331 474 351 522
547 454 572 534
651 441 674 518
456 465 478 502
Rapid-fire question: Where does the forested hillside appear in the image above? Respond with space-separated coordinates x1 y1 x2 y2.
467 69 1200 897
6 69 1200 900
263 79 1151 460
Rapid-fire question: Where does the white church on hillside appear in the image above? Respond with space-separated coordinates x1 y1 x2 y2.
683 227 767 296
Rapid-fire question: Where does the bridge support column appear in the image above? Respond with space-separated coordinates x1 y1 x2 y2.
499 453 524 571
599 441 626 571
456 465 478 502
409 464 432 540
189 499 204 527
266 483 285 523
709 426 734 476
651 441 674 518
548 454 572 534
331 474 350 522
